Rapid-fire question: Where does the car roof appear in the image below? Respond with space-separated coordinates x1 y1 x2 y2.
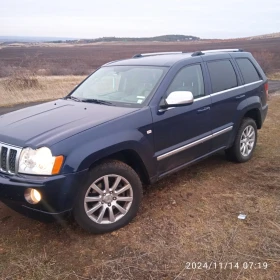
104 53 193 67
103 49 246 67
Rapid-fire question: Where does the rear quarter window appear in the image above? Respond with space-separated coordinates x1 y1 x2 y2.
236 58 261 84
207 60 238 93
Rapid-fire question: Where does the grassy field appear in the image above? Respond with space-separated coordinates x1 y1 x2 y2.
268 72 280 80
0 38 280 77
0 76 85 106
0 93 279 279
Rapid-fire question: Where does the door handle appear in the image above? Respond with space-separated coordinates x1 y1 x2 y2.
197 106 210 113
235 94 245 100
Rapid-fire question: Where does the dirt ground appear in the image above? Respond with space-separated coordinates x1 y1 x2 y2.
0 94 280 280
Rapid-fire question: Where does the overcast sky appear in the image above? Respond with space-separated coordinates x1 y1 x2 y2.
0 0 279 39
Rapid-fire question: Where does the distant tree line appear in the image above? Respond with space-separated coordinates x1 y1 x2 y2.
49 35 200 44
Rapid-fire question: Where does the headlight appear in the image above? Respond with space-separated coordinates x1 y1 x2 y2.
19 147 64 175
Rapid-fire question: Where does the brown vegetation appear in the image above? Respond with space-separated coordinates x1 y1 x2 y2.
3 74 41 92
0 37 279 78
0 76 85 107
251 50 277 74
0 93 280 279
268 72 280 80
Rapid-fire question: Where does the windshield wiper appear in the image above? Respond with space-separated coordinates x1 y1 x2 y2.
65 96 114 106
65 96 83 102
81 99 115 106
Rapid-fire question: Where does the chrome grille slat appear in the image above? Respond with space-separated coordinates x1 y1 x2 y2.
0 142 22 175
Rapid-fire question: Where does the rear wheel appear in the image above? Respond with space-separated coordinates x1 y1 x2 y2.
73 160 143 233
225 118 257 163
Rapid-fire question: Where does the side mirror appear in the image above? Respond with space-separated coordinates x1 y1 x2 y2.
162 91 194 108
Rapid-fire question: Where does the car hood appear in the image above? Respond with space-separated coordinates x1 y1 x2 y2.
0 99 139 148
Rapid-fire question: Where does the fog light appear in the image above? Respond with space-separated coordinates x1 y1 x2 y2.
24 188 42 204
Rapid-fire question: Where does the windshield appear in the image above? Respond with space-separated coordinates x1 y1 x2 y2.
71 66 166 106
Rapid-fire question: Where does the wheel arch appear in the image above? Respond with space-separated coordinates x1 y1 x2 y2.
240 96 262 129
243 108 262 129
87 149 151 185
229 104 262 148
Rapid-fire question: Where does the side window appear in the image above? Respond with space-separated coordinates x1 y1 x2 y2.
167 64 205 99
207 60 238 93
236 58 261 84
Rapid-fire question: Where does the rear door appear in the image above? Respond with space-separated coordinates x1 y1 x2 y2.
203 55 245 151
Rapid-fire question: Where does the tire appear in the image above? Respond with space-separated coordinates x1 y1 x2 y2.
225 118 258 163
73 160 143 233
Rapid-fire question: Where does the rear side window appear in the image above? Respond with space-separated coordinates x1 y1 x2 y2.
236 58 261 84
207 60 238 93
167 64 205 99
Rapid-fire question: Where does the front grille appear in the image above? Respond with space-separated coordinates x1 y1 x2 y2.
0 142 22 174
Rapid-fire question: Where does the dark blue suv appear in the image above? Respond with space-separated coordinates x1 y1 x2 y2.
0 49 268 233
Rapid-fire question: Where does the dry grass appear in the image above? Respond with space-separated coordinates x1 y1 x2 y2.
0 76 85 107
0 94 280 279
268 72 280 80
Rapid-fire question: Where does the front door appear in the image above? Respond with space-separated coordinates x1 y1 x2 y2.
151 63 212 175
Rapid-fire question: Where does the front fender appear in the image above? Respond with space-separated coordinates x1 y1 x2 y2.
68 130 154 175
50 107 156 179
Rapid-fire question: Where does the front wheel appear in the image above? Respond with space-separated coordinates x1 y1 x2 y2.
73 160 143 233
225 118 258 163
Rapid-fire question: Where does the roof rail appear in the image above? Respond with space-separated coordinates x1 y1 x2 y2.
192 49 244 57
133 52 183 58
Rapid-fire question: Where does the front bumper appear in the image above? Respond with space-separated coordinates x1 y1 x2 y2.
0 169 88 220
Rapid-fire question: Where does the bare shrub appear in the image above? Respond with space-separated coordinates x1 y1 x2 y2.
0 62 14 78
69 61 91 75
47 61 91 76
252 50 276 74
47 66 71 76
36 68 49 76
2 52 43 91
3 69 41 91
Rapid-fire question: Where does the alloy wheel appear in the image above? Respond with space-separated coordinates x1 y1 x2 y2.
240 125 255 157
84 175 133 224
